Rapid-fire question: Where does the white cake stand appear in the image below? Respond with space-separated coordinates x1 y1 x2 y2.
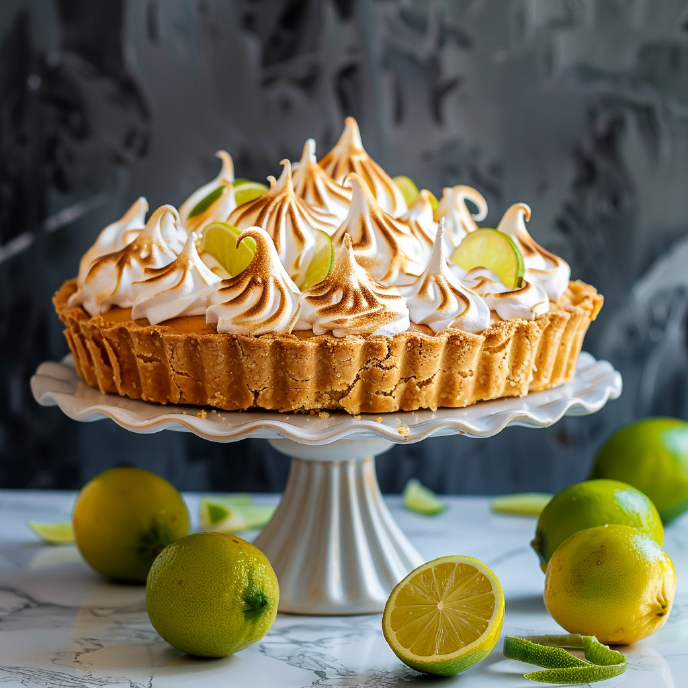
31 352 621 615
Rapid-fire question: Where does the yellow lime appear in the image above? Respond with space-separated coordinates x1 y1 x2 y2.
234 180 268 207
383 555 504 676
532 479 663 572
544 524 675 645
200 496 276 532
450 228 525 290
146 532 278 657
393 176 420 207
403 479 446 515
202 222 256 278
28 521 75 544
72 467 189 582
590 417 688 523
490 493 552 517
298 230 335 290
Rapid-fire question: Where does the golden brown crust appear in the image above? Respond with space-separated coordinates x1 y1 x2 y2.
53 278 603 415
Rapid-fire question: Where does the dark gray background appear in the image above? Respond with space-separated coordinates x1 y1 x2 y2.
2 0 687 494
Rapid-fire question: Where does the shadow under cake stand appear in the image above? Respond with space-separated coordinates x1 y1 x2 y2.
31 352 621 615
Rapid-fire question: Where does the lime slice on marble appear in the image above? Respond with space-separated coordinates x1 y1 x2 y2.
200 497 276 532
202 222 256 277
450 228 525 290
491 493 552 517
403 478 446 515
298 230 335 291
28 520 75 544
393 176 420 207
234 180 268 207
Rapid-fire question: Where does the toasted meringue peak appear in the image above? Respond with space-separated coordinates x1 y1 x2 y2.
331 173 425 286
461 267 549 321
131 232 221 325
295 234 410 337
319 117 408 217
435 185 488 250
398 189 438 263
292 138 351 223
77 197 148 286
401 221 490 333
228 160 338 283
69 206 187 316
496 203 571 301
179 151 236 233
206 227 301 335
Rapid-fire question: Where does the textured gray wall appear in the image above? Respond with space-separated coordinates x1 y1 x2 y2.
1 0 687 493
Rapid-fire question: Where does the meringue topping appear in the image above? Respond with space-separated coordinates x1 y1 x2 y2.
331 173 425 286
206 227 301 335
227 160 338 284
292 138 351 223
179 151 236 233
77 197 148 286
461 267 549 321
496 203 571 301
398 190 438 264
319 117 408 217
401 221 490 333
295 234 410 337
434 185 488 250
69 206 188 316
131 233 221 325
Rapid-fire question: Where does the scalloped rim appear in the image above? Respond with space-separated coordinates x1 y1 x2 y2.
31 352 621 445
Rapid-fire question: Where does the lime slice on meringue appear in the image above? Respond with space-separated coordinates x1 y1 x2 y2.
393 176 420 207
28 520 75 544
298 230 334 291
425 190 439 212
450 228 525 290
233 180 269 207
202 222 256 277
188 186 226 219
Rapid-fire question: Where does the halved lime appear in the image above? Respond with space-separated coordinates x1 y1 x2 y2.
403 478 446 515
393 176 420 207
202 222 256 277
450 228 525 290
297 230 334 291
490 493 552 516
234 181 268 207
200 497 275 533
28 520 75 544
188 186 227 219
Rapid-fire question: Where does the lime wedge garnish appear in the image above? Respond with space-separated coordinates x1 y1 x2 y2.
202 222 256 277
393 176 420 207
188 186 226 219
403 478 446 515
298 230 334 290
491 493 552 517
200 497 275 533
234 181 268 207
504 635 627 684
425 190 439 211
28 520 75 544
450 227 525 290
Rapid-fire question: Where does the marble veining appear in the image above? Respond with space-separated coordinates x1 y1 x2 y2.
1 490 687 687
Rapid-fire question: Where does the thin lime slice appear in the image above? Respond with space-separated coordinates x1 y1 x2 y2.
234 181 268 207
403 478 446 515
199 495 253 529
28 520 75 544
450 228 525 290
202 222 256 277
188 186 226 219
393 176 420 207
491 493 552 517
298 230 334 290
200 499 276 533
504 635 627 684
425 190 439 212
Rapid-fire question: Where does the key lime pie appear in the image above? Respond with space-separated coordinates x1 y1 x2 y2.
54 118 602 415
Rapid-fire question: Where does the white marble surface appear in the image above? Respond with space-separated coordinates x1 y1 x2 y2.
1 490 687 688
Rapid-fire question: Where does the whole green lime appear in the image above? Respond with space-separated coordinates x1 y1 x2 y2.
590 417 688 523
531 479 663 570
146 532 278 657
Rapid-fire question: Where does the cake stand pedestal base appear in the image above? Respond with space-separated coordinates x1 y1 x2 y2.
254 438 423 615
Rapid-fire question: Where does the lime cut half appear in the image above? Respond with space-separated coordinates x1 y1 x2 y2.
202 222 256 278
383 555 505 676
234 181 268 207
403 478 446 515
393 176 420 207
490 493 552 517
28 520 75 544
450 228 525 290
297 230 334 291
